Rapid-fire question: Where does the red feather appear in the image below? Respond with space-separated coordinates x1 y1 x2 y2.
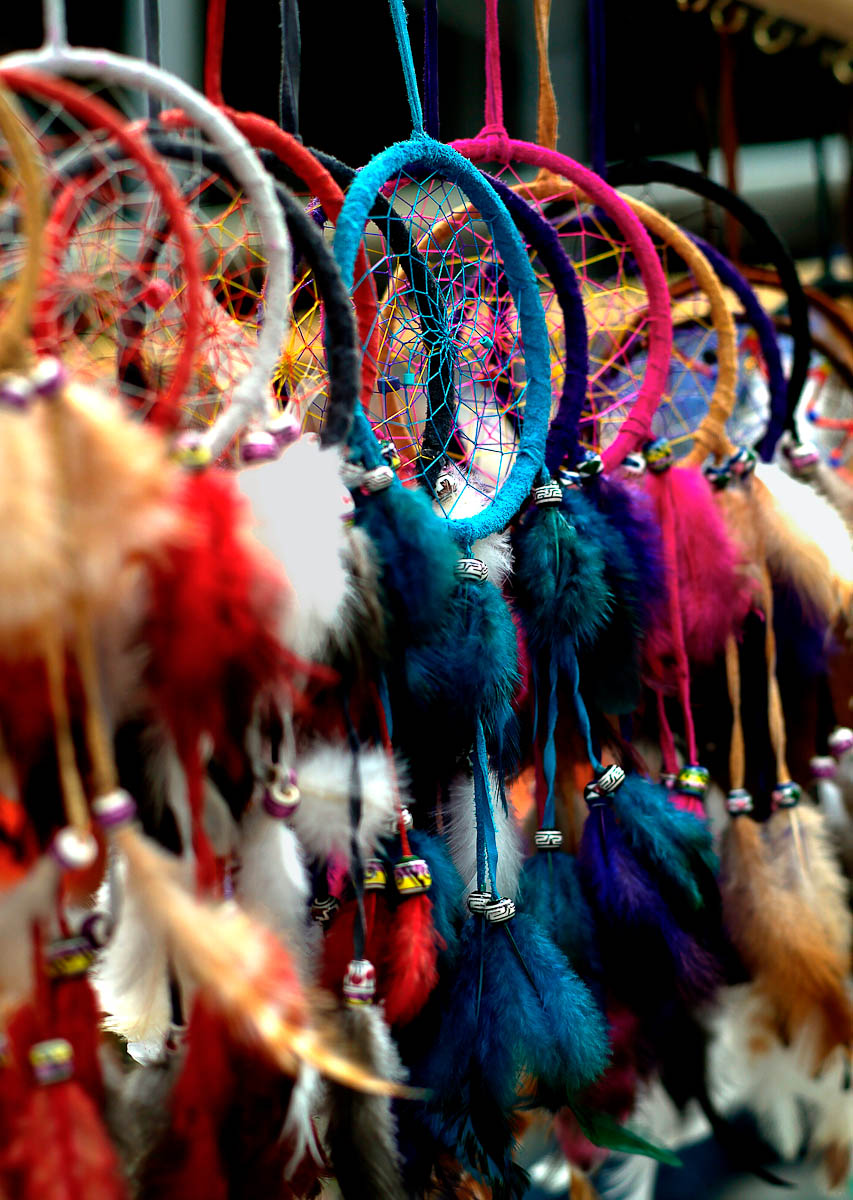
380 894 440 1027
319 895 388 995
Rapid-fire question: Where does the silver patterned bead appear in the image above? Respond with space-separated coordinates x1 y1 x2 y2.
361 465 394 492
454 558 489 582
532 480 563 506
484 897 516 924
534 828 563 850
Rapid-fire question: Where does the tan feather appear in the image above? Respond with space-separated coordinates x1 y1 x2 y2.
108 821 408 1095
720 815 853 1065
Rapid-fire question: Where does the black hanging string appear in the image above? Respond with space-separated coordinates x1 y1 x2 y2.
142 0 162 119
279 0 302 136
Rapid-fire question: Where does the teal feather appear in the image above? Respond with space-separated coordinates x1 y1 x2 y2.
517 850 602 983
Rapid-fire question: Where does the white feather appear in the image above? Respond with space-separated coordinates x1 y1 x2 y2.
289 743 406 863
92 852 173 1051
236 803 317 973
444 771 523 898
430 460 513 585
237 437 351 658
283 1064 323 1172
756 462 853 612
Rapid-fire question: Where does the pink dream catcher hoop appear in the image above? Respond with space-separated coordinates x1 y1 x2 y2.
445 0 673 473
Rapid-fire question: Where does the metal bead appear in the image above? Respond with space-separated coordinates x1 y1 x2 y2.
810 755 837 781
454 558 489 583
30 357 66 398
92 788 137 830
643 437 673 473
240 430 282 465
772 780 802 809
340 460 365 489
51 827 98 872
363 858 388 891
393 856 432 897
534 828 563 850
726 787 754 815
30 1038 74 1086
596 764 626 794
675 764 709 799
484 897 516 924
531 480 563 506
467 890 494 914
829 726 853 760
435 472 457 501
361 465 394 493
172 431 213 469
343 958 376 1005
310 896 339 926
0 374 32 410
45 937 95 980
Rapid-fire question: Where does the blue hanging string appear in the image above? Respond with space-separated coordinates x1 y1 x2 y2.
376 670 394 741
473 717 501 896
587 0 607 178
387 0 426 136
567 645 603 775
542 655 559 828
423 0 440 138
278 0 301 136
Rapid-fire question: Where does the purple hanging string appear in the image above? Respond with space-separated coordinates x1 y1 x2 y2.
423 0 440 139
587 0 607 178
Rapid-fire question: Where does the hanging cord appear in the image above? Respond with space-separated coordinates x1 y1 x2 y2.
718 32 740 262
587 0 607 176
482 0 505 134
278 0 301 136
725 633 746 791
203 0 225 105
387 0 425 136
142 0 161 119
0 86 45 373
533 0 557 153
423 0 439 139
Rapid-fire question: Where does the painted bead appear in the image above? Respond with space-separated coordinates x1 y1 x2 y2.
531 480 563 506
79 911 112 949
534 828 563 850
172 430 213 469
726 787 754 815
704 461 731 490
269 411 301 448
393 856 432 897
810 755 838 781
467 890 494 914
31 357 66 398
45 937 95 979
263 766 300 819
622 452 646 478
454 558 489 582
435 472 457 501
51 827 98 872
379 439 402 471
660 772 676 789
782 435 820 476
363 858 388 891
557 466 582 489
30 1038 74 1086
484 897 516 924
772 780 801 809
675 764 709 799
92 788 137 830
343 958 376 1005
310 896 339 926
828 726 853 760
728 446 757 478
240 430 282 464
643 437 673 472
578 450 603 477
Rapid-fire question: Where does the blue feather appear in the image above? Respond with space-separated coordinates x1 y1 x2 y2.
591 475 666 629
517 850 603 983
578 798 721 1008
354 481 458 645
610 774 718 912
408 829 465 964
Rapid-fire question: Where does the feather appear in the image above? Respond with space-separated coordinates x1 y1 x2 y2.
0 851 66 1018
810 459 853 532
237 436 352 659
403 573 519 750
281 1064 323 1176
517 850 602 982
289 742 404 865
436 471 514 588
407 829 466 965
444 771 523 900
381 893 440 1027
104 820 400 1093
763 801 852 960
753 464 853 622
325 1003 408 1200
718 814 853 1064
645 466 751 664
578 797 721 1008
103 1051 180 1188
235 801 314 968
593 476 666 629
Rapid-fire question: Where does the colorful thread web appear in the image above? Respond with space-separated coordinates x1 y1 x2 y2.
347 169 527 512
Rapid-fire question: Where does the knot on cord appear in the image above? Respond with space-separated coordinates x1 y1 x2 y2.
474 124 514 165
